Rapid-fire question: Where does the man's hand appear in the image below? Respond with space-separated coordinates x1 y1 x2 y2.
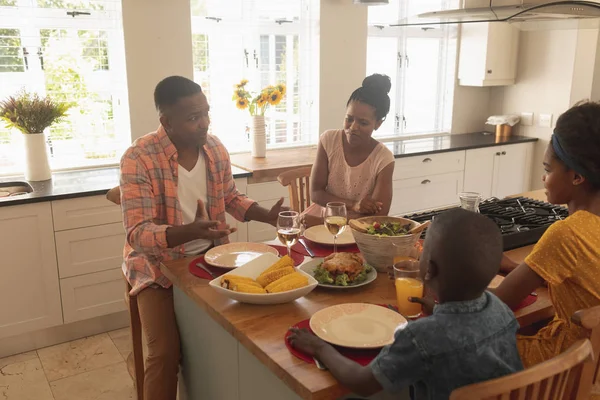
408 296 435 316
287 328 329 357
266 197 289 226
192 199 236 240
353 197 383 215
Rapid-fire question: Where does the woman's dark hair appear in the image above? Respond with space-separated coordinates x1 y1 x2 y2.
346 74 391 121
553 100 600 189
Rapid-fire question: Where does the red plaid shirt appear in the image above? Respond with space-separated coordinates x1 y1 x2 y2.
120 126 255 295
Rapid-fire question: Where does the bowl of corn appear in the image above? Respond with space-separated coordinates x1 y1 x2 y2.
208 253 318 304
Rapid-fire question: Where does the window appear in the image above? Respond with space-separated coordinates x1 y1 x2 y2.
367 0 458 138
189 0 319 153
0 0 129 175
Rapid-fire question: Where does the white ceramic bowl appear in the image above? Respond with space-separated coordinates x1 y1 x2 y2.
208 253 318 305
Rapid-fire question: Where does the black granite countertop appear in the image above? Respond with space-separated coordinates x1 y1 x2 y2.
0 165 253 207
383 132 538 158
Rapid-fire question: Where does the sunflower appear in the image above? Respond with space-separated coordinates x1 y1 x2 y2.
236 97 249 110
233 88 246 100
276 83 286 97
235 79 249 89
268 90 282 106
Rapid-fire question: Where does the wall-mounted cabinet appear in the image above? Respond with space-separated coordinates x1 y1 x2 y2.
458 22 520 87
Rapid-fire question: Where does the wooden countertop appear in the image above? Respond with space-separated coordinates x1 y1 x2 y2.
160 241 553 400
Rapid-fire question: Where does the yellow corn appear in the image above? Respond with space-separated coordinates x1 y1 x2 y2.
231 282 267 294
268 274 308 293
259 255 294 277
220 275 261 290
256 266 294 288
265 271 305 293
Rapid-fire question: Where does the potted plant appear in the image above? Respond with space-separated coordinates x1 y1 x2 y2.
0 90 71 181
232 79 286 158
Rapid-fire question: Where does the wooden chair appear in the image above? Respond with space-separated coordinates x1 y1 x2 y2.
107 186 144 400
277 167 312 212
450 339 595 400
572 304 600 397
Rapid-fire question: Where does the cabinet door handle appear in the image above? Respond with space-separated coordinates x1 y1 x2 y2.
496 152 501 156
421 179 431 185
501 151 506 155
487 69 493 74
422 157 432 163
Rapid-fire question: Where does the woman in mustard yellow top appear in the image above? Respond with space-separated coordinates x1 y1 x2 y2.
495 101 600 369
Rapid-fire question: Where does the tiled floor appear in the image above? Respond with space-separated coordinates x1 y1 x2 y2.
0 329 135 400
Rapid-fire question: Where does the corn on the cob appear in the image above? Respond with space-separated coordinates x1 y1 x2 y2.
220 275 261 289
231 282 267 294
268 274 308 293
259 255 294 277
256 266 294 288
264 271 304 292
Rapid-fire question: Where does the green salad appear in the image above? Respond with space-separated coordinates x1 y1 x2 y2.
366 221 411 237
313 264 374 286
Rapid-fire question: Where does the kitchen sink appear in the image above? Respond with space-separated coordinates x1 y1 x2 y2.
0 181 34 198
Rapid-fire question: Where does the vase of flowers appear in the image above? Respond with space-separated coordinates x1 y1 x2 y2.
0 90 71 181
233 79 286 158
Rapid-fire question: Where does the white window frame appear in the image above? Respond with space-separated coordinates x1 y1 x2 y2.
367 1 457 139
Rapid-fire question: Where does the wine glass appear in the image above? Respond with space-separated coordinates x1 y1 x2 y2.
324 202 347 253
277 211 301 257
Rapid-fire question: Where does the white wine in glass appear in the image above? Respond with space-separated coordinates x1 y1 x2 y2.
324 202 347 253
277 211 301 257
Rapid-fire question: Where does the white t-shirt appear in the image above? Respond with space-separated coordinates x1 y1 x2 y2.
177 153 212 255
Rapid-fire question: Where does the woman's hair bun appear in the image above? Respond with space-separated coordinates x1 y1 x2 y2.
362 74 391 95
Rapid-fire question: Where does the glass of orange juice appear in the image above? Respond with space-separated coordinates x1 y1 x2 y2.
393 259 424 318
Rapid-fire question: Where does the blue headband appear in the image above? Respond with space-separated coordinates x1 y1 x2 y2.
551 133 600 187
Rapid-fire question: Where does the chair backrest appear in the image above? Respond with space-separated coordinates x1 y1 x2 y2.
572 304 600 393
450 339 595 400
106 186 121 206
277 167 312 213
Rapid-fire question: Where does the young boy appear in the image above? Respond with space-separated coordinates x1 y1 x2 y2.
288 209 523 399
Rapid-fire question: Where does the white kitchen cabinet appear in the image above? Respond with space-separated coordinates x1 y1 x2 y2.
390 171 464 216
463 143 533 199
60 268 126 324
52 195 122 231
55 222 125 278
458 22 520 87
225 178 249 243
393 151 465 180
0 202 63 339
246 181 290 242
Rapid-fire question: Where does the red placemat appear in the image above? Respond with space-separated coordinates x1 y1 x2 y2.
290 238 360 257
511 294 537 312
188 246 304 280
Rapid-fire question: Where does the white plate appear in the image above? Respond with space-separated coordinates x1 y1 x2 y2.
310 303 407 349
204 242 279 269
208 253 318 305
299 258 378 289
303 225 355 246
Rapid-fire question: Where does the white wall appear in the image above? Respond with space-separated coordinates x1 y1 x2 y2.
122 0 194 140
489 25 600 190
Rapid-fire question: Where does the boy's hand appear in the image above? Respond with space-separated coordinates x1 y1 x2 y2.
409 296 435 315
287 328 328 357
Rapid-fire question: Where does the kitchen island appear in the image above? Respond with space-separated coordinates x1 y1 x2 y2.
160 190 555 400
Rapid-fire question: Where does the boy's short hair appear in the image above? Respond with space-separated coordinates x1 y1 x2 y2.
427 208 503 297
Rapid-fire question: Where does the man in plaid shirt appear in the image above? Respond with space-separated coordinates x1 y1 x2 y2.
119 76 285 400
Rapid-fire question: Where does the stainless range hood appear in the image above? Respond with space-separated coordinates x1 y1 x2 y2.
391 1 600 27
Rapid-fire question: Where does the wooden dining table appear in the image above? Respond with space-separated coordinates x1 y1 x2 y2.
160 189 555 400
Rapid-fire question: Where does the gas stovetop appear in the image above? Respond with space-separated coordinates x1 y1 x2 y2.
404 197 569 250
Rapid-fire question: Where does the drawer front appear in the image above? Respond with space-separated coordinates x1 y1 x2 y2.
393 151 465 181
390 171 464 216
52 195 122 231
55 223 125 278
246 181 289 203
246 199 290 242
60 268 126 324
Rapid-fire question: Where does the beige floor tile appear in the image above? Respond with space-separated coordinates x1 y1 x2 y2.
50 362 134 400
0 350 38 369
37 333 123 382
108 328 131 360
0 358 54 400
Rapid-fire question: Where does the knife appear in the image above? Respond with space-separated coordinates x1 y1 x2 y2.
298 238 315 258
313 357 328 371
196 262 217 279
